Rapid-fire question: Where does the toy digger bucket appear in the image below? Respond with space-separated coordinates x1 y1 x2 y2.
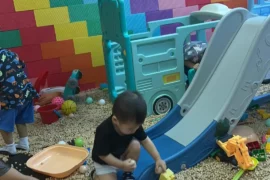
248 157 259 170
233 157 259 180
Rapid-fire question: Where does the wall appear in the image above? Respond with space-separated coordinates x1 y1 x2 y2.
0 0 247 90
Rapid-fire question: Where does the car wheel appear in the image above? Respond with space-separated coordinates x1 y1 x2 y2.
153 96 173 115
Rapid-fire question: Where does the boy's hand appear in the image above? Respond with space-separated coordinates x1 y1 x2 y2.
193 63 200 70
122 159 137 172
155 159 166 174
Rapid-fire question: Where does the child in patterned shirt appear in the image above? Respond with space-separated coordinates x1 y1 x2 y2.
0 48 38 155
184 41 207 85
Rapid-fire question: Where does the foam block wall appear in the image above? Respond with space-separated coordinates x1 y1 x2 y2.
0 0 247 90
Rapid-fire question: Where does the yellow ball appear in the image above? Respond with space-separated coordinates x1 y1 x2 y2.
61 100 77 115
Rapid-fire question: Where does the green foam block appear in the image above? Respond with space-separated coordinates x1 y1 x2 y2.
69 4 100 22
0 30 22 48
50 0 83 7
87 20 102 36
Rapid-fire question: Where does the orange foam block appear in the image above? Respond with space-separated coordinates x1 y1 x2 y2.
80 66 106 84
223 0 247 8
41 40 75 59
60 53 92 72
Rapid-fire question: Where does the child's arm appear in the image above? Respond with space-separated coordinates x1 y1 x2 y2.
141 137 167 173
141 137 161 161
184 60 195 69
185 61 199 70
99 154 124 169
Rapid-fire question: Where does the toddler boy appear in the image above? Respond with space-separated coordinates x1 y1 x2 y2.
91 91 167 180
0 48 38 155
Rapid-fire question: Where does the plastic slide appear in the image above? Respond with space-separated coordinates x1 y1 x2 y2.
119 8 270 180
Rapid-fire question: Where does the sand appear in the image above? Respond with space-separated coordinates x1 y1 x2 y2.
1 84 270 180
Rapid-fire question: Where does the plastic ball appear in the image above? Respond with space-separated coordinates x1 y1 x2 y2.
52 96 64 107
265 118 270 127
262 135 267 144
61 100 77 115
34 105 40 112
58 141 66 145
98 99 106 105
75 138 84 147
69 113 74 117
130 160 136 165
86 97 93 104
79 165 88 174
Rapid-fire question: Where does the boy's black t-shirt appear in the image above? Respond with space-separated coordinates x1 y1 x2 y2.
92 116 147 165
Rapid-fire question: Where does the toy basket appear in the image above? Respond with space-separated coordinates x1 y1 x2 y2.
38 104 60 124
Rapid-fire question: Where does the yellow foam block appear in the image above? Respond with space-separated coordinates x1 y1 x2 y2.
34 7 70 27
14 0 50 11
73 35 104 67
55 22 88 41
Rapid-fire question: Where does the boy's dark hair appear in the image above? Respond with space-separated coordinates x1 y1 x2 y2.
112 91 147 124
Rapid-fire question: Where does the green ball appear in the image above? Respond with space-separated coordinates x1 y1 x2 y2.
265 119 270 127
75 138 84 147
86 97 93 104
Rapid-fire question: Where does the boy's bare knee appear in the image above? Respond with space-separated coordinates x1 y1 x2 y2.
130 140 140 151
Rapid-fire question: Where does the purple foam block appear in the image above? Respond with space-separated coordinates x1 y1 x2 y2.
160 23 182 35
146 9 172 22
191 34 197 41
130 0 159 14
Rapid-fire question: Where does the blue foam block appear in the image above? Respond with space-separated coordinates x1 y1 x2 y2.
124 0 131 15
126 13 147 33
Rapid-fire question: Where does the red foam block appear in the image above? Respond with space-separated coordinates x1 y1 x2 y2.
20 26 56 45
0 11 36 31
198 0 210 5
10 44 42 62
47 72 71 87
0 0 15 14
26 58 62 78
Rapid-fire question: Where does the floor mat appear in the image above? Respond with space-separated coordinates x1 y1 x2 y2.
5 153 49 180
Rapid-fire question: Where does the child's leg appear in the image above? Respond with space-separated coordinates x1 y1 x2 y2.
15 102 34 151
0 131 13 144
16 124 28 138
0 110 17 155
92 162 117 180
122 139 141 161
15 124 29 151
121 140 141 180
94 173 117 180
